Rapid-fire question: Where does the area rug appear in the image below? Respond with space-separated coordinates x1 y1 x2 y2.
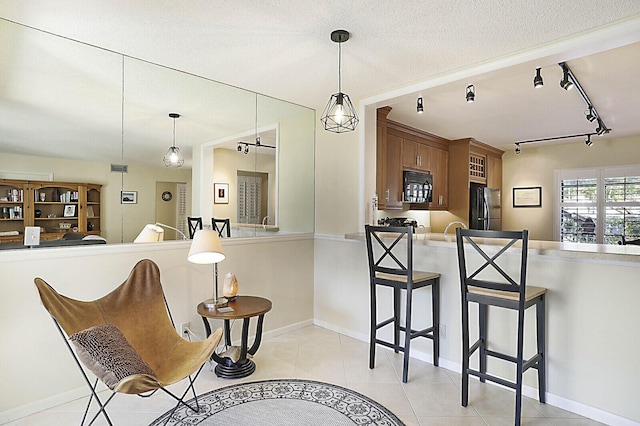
150 379 404 425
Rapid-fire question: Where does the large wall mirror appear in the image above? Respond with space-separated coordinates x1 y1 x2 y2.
0 18 315 247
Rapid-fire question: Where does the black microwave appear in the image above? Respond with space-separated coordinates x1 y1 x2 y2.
403 170 433 203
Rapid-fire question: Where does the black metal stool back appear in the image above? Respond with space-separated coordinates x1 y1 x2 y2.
212 218 231 238
456 228 546 425
365 225 440 383
187 217 203 239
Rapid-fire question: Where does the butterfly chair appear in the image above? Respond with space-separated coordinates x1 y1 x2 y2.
365 225 440 383
212 218 231 238
456 229 546 425
187 216 203 239
34 259 223 426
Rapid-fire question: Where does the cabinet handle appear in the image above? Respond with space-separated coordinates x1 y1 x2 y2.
417 155 421 166
386 189 390 202
439 195 444 205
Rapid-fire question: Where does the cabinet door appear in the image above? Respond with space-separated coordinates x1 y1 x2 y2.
384 134 403 209
429 147 448 209
402 138 430 171
487 155 502 190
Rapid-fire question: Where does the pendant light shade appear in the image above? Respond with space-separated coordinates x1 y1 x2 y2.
321 30 359 133
163 113 184 167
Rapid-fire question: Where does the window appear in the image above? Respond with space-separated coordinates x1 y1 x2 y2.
556 166 640 244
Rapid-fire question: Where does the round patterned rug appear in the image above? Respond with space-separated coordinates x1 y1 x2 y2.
150 379 404 425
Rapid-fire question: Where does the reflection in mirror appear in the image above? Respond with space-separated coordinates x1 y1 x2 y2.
0 18 315 249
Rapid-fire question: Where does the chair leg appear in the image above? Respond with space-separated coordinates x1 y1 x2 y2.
515 308 526 426
402 286 413 383
479 303 487 383
537 296 546 403
369 281 377 369
432 279 440 367
393 287 401 353
461 298 470 407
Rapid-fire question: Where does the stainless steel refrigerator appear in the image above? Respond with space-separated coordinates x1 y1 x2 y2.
469 183 501 230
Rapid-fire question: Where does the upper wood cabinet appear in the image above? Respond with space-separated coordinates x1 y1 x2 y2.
448 138 503 227
376 109 449 211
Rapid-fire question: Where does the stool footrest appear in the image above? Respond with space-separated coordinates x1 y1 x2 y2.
375 317 395 330
485 349 518 364
468 369 517 390
375 339 404 352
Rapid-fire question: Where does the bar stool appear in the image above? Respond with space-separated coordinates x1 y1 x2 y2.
365 225 440 383
187 217 202 239
455 228 546 425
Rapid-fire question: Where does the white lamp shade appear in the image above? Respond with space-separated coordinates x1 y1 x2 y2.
188 229 225 264
133 224 164 243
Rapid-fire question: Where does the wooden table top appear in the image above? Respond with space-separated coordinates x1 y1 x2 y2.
197 295 272 320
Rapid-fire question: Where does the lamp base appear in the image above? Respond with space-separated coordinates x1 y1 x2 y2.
203 297 228 309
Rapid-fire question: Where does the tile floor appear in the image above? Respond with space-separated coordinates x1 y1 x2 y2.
5 325 602 425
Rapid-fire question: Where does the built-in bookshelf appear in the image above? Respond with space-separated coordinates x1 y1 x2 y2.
0 179 102 244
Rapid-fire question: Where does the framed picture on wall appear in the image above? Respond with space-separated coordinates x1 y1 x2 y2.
513 186 542 208
214 183 229 204
121 191 137 204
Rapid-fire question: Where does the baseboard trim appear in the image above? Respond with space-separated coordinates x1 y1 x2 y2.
314 320 638 426
0 319 315 425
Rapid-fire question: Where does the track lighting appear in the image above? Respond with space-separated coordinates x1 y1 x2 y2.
515 143 521 155
533 67 543 88
585 106 597 122
559 63 573 90
237 144 242 152
255 136 261 146
465 85 475 103
244 145 249 154
585 135 593 147
417 97 424 114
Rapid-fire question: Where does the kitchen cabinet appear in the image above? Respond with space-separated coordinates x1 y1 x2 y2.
376 109 449 211
429 146 448 210
448 138 503 228
402 138 431 172
376 107 402 210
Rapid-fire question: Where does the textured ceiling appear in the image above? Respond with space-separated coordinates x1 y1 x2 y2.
1 1 640 163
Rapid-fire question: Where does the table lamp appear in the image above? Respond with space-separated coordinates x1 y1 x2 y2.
187 228 226 308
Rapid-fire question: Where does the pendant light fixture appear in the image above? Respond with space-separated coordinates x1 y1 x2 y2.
416 97 424 114
163 113 184 167
321 29 359 133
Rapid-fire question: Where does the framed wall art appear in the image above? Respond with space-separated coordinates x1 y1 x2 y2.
214 183 229 204
513 186 542 208
121 191 137 204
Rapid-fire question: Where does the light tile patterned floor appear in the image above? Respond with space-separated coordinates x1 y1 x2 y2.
5 325 602 425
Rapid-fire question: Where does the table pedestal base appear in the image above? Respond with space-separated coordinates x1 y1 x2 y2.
214 358 256 379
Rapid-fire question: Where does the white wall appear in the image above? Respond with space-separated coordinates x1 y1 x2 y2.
502 135 640 240
0 235 314 422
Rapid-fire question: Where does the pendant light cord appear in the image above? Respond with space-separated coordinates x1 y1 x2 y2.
338 42 342 94
172 116 176 148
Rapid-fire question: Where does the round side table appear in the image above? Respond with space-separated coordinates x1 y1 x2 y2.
198 295 272 379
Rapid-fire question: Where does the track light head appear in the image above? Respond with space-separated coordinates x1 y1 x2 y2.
585 107 597 122
515 143 521 155
244 145 250 154
417 97 424 114
533 68 543 88
237 144 242 152
256 136 261 146
560 63 573 90
465 85 475 103
585 135 593 147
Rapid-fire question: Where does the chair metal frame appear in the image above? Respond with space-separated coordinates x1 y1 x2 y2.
187 216 203 239
456 228 546 425
47 301 205 426
365 225 440 383
212 218 231 238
